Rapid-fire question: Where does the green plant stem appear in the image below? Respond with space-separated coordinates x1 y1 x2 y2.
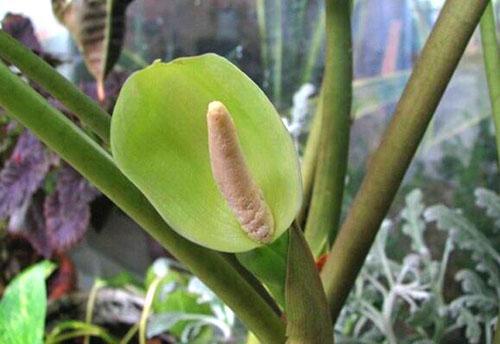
0 30 111 143
119 324 139 344
272 0 283 107
0 61 286 344
45 321 118 344
47 330 117 344
301 6 326 84
320 0 490 323
479 2 500 163
139 276 162 344
304 0 352 257
84 280 105 344
297 97 322 226
256 0 268 80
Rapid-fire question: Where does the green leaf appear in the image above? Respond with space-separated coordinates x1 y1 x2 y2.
111 54 302 252
237 232 288 307
0 261 55 344
285 225 332 343
152 290 213 337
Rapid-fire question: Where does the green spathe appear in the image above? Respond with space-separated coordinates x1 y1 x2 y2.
111 54 302 252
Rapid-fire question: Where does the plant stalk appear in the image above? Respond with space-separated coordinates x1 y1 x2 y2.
297 96 322 226
479 2 500 163
301 5 326 84
304 0 352 257
0 60 286 344
321 0 490 322
0 30 111 143
272 0 283 107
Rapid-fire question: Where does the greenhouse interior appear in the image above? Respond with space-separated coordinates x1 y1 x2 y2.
0 0 498 343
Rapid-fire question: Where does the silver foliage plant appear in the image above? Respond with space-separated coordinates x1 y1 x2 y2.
335 188 499 344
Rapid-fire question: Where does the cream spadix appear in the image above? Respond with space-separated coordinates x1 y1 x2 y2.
207 101 274 243
110 54 302 252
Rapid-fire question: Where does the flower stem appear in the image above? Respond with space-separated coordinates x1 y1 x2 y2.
304 0 352 257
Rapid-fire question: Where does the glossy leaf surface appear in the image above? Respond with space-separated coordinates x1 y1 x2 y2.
111 54 302 252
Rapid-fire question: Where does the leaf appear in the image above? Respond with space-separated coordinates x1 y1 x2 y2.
455 308 481 344
0 131 52 220
424 205 500 265
52 0 133 95
236 232 288 307
449 270 497 312
475 188 500 229
1 13 42 53
147 312 229 342
401 189 429 255
0 261 56 344
6 164 98 258
111 54 302 252
44 164 99 253
407 296 438 328
285 225 332 343
151 290 213 337
9 194 52 258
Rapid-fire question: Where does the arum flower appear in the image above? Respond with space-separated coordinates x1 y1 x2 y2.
111 54 302 252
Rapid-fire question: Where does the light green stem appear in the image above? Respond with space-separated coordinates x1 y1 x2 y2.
0 61 286 344
0 31 111 143
304 0 352 257
256 0 269 79
139 276 162 344
321 0 490 323
272 0 283 107
297 96 322 226
84 280 105 344
479 2 500 163
301 6 326 84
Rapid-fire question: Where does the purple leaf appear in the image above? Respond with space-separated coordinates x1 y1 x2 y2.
0 131 52 219
8 194 53 258
44 164 99 253
1 13 42 53
1 13 62 66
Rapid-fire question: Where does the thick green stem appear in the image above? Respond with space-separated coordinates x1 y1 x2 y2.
304 0 352 257
321 0 490 322
0 61 286 344
297 96 322 226
479 2 500 163
0 30 111 143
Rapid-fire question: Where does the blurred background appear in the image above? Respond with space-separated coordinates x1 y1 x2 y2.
0 0 498 343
